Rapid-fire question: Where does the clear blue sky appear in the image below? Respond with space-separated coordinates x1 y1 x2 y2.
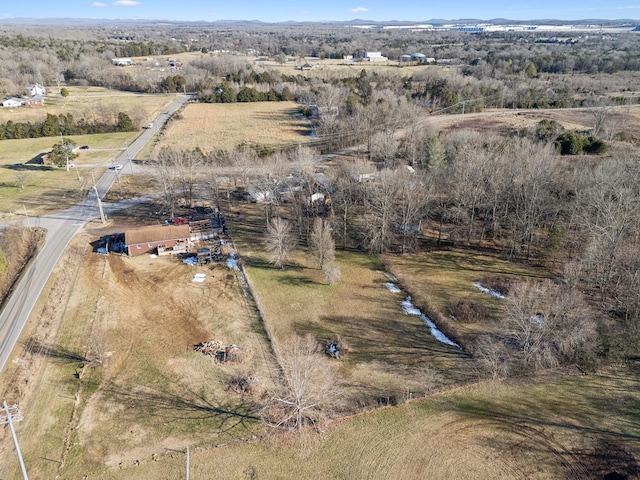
1 0 638 22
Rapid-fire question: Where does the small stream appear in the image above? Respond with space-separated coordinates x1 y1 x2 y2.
381 274 461 350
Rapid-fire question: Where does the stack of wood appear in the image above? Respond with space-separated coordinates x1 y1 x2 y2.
194 340 224 356
194 340 243 363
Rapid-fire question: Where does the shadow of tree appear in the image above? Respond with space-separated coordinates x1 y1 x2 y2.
101 378 261 433
24 337 87 363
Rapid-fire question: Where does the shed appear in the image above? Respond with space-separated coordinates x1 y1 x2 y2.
124 224 190 256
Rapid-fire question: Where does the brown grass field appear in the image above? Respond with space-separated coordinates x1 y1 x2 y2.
0 132 140 217
151 102 313 156
0 86 174 128
1 195 639 479
0 226 277 478
91 363 639 480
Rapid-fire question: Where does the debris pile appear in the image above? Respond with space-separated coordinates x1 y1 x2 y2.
228 375 257 394
325 338 348 359
194 340 223 356
194 340 243 362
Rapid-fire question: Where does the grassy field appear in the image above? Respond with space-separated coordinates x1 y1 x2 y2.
151 102 313 156
1 199 637 478
0 132 141 217
0 86 174 217
228 202 472 406
25 362 638 479
0 86 174 128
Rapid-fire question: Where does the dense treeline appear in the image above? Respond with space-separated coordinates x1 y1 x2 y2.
0 24 638 99
0 112 135 140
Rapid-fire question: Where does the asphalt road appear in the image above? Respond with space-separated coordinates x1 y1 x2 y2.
0 95 190 375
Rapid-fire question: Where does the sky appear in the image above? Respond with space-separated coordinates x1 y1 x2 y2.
1 0 639 22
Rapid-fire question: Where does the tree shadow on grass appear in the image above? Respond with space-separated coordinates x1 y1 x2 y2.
277 275 317 287
295 314 470 367
23 337 87 363
101 378 261 434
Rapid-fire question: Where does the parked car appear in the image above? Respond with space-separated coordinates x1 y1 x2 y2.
79 145 89 150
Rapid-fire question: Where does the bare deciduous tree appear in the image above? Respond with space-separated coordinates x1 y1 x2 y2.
264 217 296 269
586 101 613 137
263 335 335 430
14 170 31 190
473 334 511 380
154 147 181 218
501 280 597 371
309 218 335 269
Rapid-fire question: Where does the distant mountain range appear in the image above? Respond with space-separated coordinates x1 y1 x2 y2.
0 17 638 27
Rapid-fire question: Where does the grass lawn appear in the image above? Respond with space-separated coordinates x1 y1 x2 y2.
228 202 472 406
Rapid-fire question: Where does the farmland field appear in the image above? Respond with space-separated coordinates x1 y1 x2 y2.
151 102 313 155
129 364 638 480
0 87 174 128
1 193 638 479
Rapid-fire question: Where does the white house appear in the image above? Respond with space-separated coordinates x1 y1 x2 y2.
26 83 46 96
1 98 24 108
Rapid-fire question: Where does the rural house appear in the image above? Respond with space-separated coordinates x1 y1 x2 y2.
24 95 45 107
124 224 190 256
1 97 24 108
26 83 46 96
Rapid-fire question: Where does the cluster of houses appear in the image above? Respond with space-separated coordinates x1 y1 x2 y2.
341 52 435 63
1 83 46 108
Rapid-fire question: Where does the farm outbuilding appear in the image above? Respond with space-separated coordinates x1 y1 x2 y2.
124 224 191 256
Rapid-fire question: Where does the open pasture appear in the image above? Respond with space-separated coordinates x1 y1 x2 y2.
0 86 173 128
151 101 313 155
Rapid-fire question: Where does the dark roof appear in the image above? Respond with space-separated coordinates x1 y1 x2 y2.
124 224 190 245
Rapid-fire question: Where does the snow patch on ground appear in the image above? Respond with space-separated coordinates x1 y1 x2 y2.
473 282 506 299
377 270 398 282
226 255 239 270
401 296 461 350
384 282 401 293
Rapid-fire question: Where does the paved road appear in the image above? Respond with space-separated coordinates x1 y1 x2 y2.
0 95 190 375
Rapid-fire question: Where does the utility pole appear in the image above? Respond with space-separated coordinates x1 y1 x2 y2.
91 172 106 223
22 204 31 229
1 400 28 480
186 446 190 480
